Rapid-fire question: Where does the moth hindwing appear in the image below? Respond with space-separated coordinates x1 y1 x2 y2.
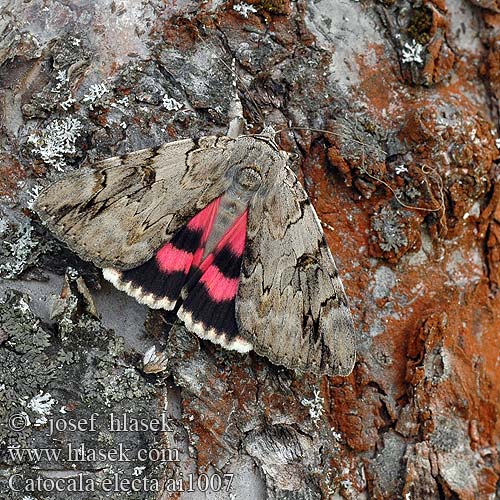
36 132 356 376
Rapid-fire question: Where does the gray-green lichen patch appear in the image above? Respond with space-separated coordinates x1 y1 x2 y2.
372 207 409 253
0 212 102 286
0 219 53 280
26 117 84 171
0 279 166 500
0 290 54 413
325 114 387 192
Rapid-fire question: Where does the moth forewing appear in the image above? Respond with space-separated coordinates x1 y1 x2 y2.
35 137 235 270
236 161 356 376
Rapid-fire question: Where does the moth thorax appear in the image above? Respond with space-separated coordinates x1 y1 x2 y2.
234 167 261 193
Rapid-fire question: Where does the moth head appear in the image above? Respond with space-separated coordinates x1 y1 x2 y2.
234 166 262 192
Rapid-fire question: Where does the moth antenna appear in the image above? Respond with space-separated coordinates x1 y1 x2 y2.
280 126 444 214
194 29 265 129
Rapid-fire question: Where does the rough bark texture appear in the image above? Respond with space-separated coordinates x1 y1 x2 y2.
0 0 499 499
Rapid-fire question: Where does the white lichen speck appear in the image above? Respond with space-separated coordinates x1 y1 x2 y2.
113 96 130 108
26 184 43 209
83 83 110 109
14 296 32 315
395 164 408 175
26 391 57 426
233 2 257 18
59 96 76 111
402 40 424 65
52 69 68 93
301 388 325 426
331 428 343 441
162 94 183 111
28 117 83 170
133 466 146 476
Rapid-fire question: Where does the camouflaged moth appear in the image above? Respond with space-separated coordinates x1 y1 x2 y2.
35 127 356 376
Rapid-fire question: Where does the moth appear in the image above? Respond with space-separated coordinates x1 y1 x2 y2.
35 127 356 376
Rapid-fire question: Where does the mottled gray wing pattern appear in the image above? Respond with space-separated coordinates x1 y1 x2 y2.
237 165 356 376
36 136 236 269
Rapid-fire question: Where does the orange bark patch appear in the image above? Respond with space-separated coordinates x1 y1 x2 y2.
0 153 27 198
355 44 403 122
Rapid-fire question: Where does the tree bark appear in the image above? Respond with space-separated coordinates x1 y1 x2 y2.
0 0 499 499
